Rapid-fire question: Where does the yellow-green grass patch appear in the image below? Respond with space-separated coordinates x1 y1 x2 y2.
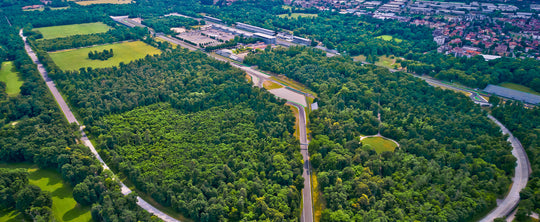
0 208 27 222
286 104 300 140
263 80 284 90
70 0 131 5
0 162 93 222
49 41 161 71
499 82 540 96
34 22 111 40
0 62 24 96
362 136 398 154
311 173 325 222
271 75 318 97
375 35 403 43
278 13 318 19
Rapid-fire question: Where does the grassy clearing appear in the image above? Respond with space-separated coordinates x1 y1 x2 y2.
23 6 69 11
263 80 284 90
155 37 178 48
499 82 540 96
71 0 131 5
375 35 403 43
0 208 27 222
0 62 23 96
0 163 93 222
49 41 161 71
278 13 318 19
354 55 401 69
362 136 398 154
286 104 300 140
311 173 324 222
34 22 111 40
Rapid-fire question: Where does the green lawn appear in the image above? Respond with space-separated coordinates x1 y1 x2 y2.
362 136 398 154
33 22 111 40
499 82 540 96
278 13 318 19
0 163 93 222
49 41 161 71
375 35 403 43
0 61 24 96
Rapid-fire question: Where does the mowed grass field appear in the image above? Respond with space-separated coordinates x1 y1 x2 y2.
49 41 161 70
499 82 540 96
362 136 398 154
375 35 403 43
0 163 93 222
0 61 24 96
278 13 318 19
71 0 131 5
34 22 111 40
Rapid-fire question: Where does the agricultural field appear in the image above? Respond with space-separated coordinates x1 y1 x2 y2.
278 13 318 19
70 0 131 5
0 61 23 96
361 136 398 154
49 41 161 70
375 35 403 43
499 82 540 96
0 163 93 222
34 22 111 40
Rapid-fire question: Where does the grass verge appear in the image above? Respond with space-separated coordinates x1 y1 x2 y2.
286 104 300 140
311 173 324 222
499 82 540 96
49 41 161 71
34 22 111 40
271 75 317 97
263 80 284 90
0 61 23 96
0 162 93 222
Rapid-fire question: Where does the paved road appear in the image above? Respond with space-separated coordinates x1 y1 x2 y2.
20 29 181 222
287 102 313 222
480 115 531 222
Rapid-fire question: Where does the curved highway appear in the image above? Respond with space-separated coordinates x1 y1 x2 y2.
480 115 531 221
20 29 181 222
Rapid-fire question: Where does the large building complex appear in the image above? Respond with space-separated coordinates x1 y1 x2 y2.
236 22 275 36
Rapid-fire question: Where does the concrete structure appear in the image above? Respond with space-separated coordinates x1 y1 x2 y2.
292 36 312 46
253 33 276 44
203 15 223 23
236 22 275 36
484 84 540 105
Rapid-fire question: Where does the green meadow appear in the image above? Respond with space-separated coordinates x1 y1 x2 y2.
375 35 403 43
34 22 111 39
362 136 398 154
49 41 161 71
278 13 318 19
0 61 24 96
0 163 93 222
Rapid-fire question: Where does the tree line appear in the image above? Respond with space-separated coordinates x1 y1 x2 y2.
244 46 516 221
89 49 114 60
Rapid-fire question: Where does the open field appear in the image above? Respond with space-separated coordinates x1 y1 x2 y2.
362 136 398 154
263 80 284 90
34 22 110 40
0 163 93 222
49 41 161 70
375 35 403 43
0 61 23 96
23 6 69 11
354 55 401 69
499 82 540 96
278 13 318 19
71 0 131 5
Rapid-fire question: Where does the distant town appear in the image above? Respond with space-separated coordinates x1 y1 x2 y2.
287 0 540 59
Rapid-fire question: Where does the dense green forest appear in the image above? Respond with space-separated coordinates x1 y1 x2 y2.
43 44 303 220
400 53 540 90
492 102 540 220
0 16 158 222
245 46 515 221
0 168 52 221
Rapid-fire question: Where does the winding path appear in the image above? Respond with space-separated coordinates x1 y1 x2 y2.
20 29 181 222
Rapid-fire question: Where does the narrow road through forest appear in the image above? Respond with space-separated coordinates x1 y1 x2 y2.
19 29 181 222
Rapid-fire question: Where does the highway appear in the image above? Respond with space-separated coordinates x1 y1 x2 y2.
480 115 531 222
20 29 181 222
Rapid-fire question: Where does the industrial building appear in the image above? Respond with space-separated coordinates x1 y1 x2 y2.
253 33 276 44
236 22 275 36
292 36 312 46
